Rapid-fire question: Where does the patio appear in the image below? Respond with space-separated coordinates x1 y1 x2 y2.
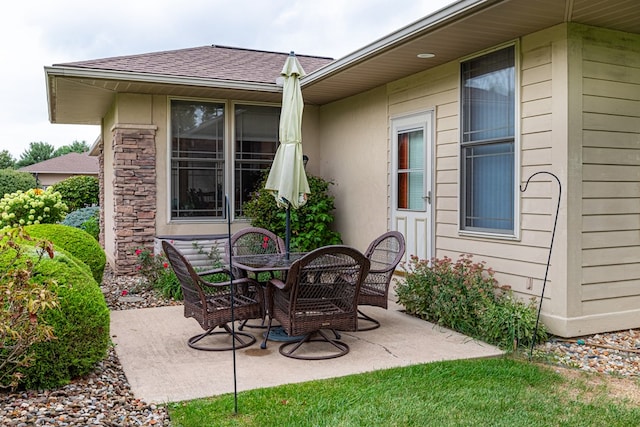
110 297 503 404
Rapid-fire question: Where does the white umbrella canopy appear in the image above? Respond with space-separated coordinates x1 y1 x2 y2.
265 53 310 255
265 52 310 210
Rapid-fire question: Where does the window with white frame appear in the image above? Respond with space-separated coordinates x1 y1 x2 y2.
170 100 279 220
460 45 516 234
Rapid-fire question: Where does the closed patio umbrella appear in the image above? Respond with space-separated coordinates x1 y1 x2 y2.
265 52 310 257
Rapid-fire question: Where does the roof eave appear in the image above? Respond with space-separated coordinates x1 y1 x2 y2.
301 0 492 86
45 66 282 93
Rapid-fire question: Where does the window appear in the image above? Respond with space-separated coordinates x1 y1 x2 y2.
460 46 516 233
234 105 279 216
170 100 279 220
171 100 225 219
397 129 425 211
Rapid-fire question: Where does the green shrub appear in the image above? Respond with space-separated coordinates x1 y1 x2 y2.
51 175 99 211
0 228 59 390
81 215 100 241
133 247 182 299
0 188 68 230
0 232 110 389
242 171 341 252
24 224 106 282
479 291 548 351
395 254 546 351
62 206 100 241
0 168 36 197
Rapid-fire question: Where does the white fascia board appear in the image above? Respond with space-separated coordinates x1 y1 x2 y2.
44 66 282 94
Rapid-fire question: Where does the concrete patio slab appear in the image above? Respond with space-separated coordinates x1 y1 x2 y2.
110 300 503 404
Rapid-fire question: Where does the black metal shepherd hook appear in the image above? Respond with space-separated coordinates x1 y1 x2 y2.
520 172 561 361
225 195 239 413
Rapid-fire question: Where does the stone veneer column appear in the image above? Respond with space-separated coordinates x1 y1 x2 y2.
97 142 105 248
111 124 157 275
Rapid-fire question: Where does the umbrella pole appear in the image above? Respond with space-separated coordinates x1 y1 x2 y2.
285 204 291 260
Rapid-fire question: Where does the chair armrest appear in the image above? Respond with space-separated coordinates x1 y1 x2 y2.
197 267 231 277
200 273 256 289
268 278 287 290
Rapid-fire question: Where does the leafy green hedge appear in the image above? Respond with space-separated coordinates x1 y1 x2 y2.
51 175 99 211
0 168 36 197
25 224 106 282
396 254 547 351
242 171 341 252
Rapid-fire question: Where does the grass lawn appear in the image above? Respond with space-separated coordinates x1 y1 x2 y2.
166 356 640 426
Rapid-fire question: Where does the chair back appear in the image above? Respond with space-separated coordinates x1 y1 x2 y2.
225 227 284 278
162 240 209 309
360 231 406 308
227 227 284 257
275 245 370 335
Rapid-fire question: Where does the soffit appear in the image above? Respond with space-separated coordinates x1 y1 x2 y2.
47 75 284 125
301 0 640 105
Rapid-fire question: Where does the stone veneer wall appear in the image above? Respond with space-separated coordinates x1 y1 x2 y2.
111 125 158 275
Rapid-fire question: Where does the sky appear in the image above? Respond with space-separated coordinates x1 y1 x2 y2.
0 0 456 160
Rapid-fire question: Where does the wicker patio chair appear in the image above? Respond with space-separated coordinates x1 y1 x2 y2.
225 227 285 279
264 245 370 360
225 227 285 328
162 240 262 351
357 231 406 331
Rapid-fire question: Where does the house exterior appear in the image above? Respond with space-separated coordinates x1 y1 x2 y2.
44 0 640 338
18 152 98 188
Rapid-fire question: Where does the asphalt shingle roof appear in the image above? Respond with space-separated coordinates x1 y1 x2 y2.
19 152 98 174
56 45 334 84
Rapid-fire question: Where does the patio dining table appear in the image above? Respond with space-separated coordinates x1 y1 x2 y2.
231 252 307 275
231 252 308 344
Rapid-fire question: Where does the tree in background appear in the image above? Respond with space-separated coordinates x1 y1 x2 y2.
15 140 90 168
53 140 89 157
15 142 56 168
0 150 16 169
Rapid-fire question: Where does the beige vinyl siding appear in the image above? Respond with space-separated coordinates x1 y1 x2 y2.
580 25 640 316
385 31 562 302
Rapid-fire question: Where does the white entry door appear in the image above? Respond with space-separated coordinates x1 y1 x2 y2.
391 111 433 263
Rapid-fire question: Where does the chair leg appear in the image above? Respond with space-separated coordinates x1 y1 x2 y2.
188 324 256 351
238 316 267 331
357 309 381 331
278 330 350 360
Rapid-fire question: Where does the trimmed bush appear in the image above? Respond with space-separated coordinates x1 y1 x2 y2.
0 238 110 389
0 168 36 197
25 224 106 282
0 229 58 389
51 175 99 211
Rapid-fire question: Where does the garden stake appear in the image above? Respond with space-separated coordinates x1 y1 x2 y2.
225 195 239 413
520 172 561 361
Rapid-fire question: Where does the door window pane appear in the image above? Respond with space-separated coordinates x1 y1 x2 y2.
397 130 424 210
